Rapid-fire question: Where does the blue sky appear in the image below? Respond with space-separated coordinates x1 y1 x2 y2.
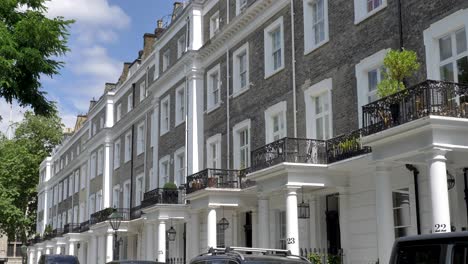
0 0 178 135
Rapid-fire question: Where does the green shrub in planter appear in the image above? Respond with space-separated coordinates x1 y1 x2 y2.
163 182 177 189
308 253 322 264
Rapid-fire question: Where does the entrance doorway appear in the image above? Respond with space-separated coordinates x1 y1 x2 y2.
325 194 341 254
244 212 252 248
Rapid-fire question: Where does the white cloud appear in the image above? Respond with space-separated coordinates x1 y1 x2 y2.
72 45 121 80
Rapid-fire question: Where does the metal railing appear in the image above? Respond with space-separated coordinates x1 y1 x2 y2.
90 208 130 225
63 223 80 234
141 187 185 208
250 138 328 172
166 258 185 264
362 80 468 135
326 128 371 163
186 169 254 194
130 205 142 220
79 220 90 232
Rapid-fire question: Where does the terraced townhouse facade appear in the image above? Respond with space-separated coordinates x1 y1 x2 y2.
28 0 468 263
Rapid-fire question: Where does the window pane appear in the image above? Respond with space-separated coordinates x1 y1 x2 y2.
316 117 323 139
440 63 454 82
452 245 468 264
315 96 322 114
439 35 453 61
457 56 468 84
396 245 441 264
368 69 378 92
456 28 467 54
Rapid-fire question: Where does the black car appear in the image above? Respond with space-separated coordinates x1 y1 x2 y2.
38 255 80 264
389 232 468 264
106 261 164 264
189 247 311 264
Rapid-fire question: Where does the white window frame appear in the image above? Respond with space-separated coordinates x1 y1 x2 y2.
80 164 87 190
73 205 78 224
393 188 412 238
127 93 133 113
123 180 131 209
63 178 68 199
424 10 468 80
159 155 170 188
139 80 146 102
136 121 145 155
210 11 220 39
88 194 96 217
124 132 132 162
233 119 251 169
163 50 170 72
304 78 333 139
154 53 160 80
135 174 145 206
233 43 250 96
236 0 248 15
114 139 121 169
206 134 222 169
174 147 185 186
175 85 186 126
97 147 103 175
160 95 171 135
112 184 121 209
116 103 122 122
177 35 186 58
74 171 79 193
355 49 389 127
207 64 221 112
264 17 285 78
96 189 102 211
354 0 387 24
303 0 329 54
100 116 104 129
264 101 287 144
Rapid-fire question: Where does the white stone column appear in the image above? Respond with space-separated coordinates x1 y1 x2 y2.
106 232 114 263
145 222 154 261
77 242 85 263
258 197 270 248
28 250 35 264
68 241 75 256
103 142 112 208
375 164 395 264
188 211 200 259
45 246 51 255
55 244 62 255
251 210 258 248
207 208 217 249
158 220 167 262
427 149 451 233
286 187 300 255
36 250 42 264
308 197 318 249
88 236 97 264
187 70 204 174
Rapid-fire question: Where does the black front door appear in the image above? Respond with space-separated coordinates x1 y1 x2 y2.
244 211 252 247
326 194 341 254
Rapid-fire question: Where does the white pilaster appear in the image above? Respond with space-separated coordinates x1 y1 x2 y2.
186 70 204 174
189 4 203 50
427 149 451 233
188 211 200 259
68 241 75 256
105 97 114 128
232 212 238 246
151 100 160 189
258 197 270 248
375 164 395 264
88 236 97 264
42 190 48 233
106 232 114 263
145 222 154 261
207 208 217 249
103 142 112 208
158 220 167 262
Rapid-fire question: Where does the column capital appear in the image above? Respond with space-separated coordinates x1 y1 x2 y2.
425 147 451 161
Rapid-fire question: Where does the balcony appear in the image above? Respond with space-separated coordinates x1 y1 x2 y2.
186 169 255 194
79 220 90 233
141 187 186 208
63 223 80 234
90 208 130 225
130 205 142 220
362 80 468 136
326 128 371 163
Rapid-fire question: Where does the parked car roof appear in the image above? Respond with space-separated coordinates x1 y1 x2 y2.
394 232 468 244
38 255 79 264
106 261 164 264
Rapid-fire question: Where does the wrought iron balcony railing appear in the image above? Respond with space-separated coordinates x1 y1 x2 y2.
362 80 468 136
79 220 90 233
250 138 328 172
141 187 186 208
90 208 130 225
63 223 81 234
326 128 371 163
186 169 255 194
130 205 142 220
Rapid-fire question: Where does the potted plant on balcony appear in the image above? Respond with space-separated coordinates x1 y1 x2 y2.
377 49 420 125
163 182 178 203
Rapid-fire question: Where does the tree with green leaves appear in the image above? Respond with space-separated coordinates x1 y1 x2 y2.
0 0 73 118
0 111 62 242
